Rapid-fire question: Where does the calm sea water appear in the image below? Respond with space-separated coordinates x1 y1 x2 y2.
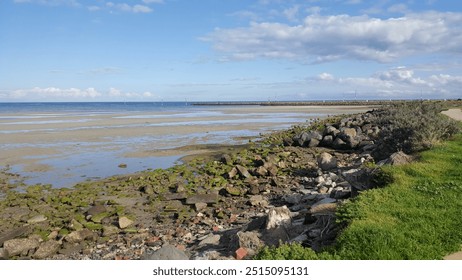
0 102 321 189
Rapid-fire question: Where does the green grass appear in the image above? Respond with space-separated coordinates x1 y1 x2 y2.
257 134 462 260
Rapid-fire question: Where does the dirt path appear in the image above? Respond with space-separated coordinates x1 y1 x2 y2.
442 108 462 260
442 108 462 121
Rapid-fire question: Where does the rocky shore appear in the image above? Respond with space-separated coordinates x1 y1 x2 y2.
0 102 459 260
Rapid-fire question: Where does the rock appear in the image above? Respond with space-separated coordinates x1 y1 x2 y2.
293 131 323 147
284 194 302 205
86 205 107 216
0 248 9 260
0 226 32 246
235 247 248 260
317 152 337 171
249 195 268 207
118 163 127 168
163 192 187 200
118 216 134 229
185 193 219 205
235 231 263 253
332 137 347 149
324 126 340 137
102 225 120 237
64 229 95 243
228 167 238 179
342 168 373 193
330 188 351 199
198 234 221 247
27 214 47 224
308 138 320 147
266 206 292 230
340 127 357 139
143 244 189 260
194 202 208 212
254 166 268 177
378 151 413 166
3 237 40 257
321 135 334 146
236 165 252 178
33 240 61 259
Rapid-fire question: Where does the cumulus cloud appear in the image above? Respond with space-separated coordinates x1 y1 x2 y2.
308 68 462 98
1 87 159 101
14 0 80 7
8 87 102 100
108 87 158 99
204 11 462 63
106 2 153 13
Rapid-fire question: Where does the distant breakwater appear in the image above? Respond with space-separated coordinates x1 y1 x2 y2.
190 100 443 106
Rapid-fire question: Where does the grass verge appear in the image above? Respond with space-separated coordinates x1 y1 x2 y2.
257 133 462 260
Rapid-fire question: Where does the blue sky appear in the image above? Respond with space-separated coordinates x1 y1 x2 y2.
1 0 461 101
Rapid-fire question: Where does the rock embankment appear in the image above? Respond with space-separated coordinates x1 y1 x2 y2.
0 109 418 260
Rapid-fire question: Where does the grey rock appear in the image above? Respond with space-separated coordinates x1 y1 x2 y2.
308 138 320 147
194 202 208 212
27 214 47 224
236 165 252 178
198 234 221 247
284 194 302 205
185 193 219 205
317 152 337 171
332 137 347 149
33 240 61 259
266 206 292 230
378 151 414 166
324 125 340 137
3 237 40 257
221 154 233 165
163 192 187 200
254 166 268 177
143 244 189 260
228 167 238 179
321 135 334 146
0 226 32 246
235 231 263 253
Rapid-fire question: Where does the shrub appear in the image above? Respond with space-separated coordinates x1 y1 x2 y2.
371 101 460 159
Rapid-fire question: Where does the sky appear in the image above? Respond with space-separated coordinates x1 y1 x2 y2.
0 0 462 102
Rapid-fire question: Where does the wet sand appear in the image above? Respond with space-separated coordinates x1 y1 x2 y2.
0 105 372 187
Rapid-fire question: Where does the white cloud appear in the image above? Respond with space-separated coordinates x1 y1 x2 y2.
7 87 102 100
142 0 163 3
1 87 159 101
108 3 153 13
108 87 159 99
14 0 80 7
204 11 462 63
308 68 462 99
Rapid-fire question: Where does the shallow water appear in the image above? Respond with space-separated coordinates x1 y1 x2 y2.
0 102 363 188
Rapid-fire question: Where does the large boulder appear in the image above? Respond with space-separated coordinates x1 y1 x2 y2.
378 151 414 166
33 240 61 259
317 152 338 171
3 237 40 257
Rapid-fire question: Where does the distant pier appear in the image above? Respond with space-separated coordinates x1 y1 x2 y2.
191 100 403 106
